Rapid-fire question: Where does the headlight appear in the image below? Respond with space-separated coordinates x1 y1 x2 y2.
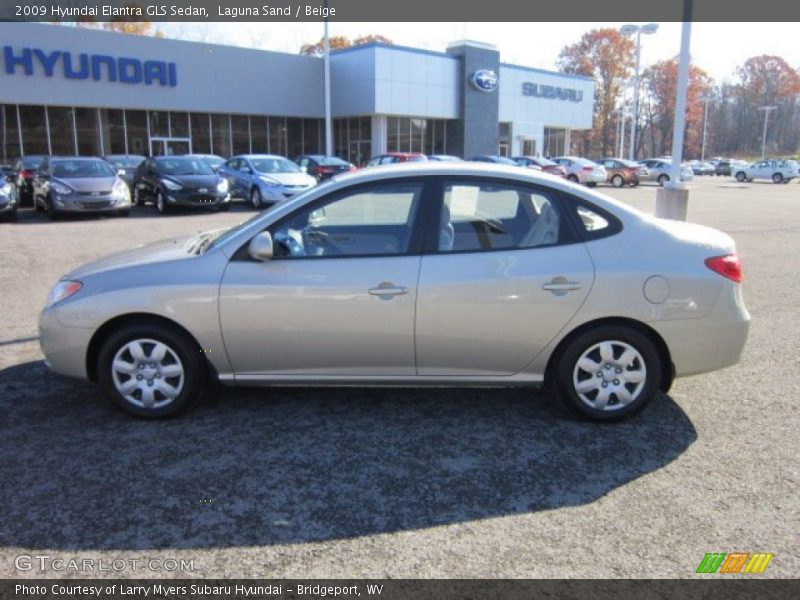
113 178 128 196
258 175 280 186
161 178 183 191
0 182 12 196
216 178 229 193
51 181 73 195
45 280 82 308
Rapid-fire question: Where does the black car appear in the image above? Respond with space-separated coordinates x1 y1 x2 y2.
13 155 47 206
712 159 732 176
133 156 231 214
103 155 146 190
295 155 355 181
185 154 226 173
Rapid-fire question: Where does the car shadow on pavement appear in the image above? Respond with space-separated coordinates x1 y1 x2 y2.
0 360 697 551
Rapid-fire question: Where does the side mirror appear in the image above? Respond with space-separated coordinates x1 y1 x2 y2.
247 231 274 262
117 169 126 176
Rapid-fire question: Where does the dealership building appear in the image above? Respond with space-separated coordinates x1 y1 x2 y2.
0 23 594 165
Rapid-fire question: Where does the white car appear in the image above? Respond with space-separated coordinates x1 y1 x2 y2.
638 159 695 186
733 159 798 184
552 156 607 187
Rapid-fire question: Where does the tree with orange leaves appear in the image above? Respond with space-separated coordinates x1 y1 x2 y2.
300 35 393 57
557 28 636 157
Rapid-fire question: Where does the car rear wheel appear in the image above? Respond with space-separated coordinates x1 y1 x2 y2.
567 174 579 183
735 172 747 182
97 322 206 418
772 173 783 184
46 196 59 220
554 325 662 422
133 187 144 207
611 174 625 188
251 187 262 208
657 174 669 186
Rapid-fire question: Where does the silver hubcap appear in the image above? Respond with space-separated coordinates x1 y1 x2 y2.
111 338 184 410
572 340 647 412
251 190 260 207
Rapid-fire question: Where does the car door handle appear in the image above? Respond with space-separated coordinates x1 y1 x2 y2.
369 283 408 297
542 278 582 292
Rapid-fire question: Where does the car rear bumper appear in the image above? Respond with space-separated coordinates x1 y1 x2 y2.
651 284 750 378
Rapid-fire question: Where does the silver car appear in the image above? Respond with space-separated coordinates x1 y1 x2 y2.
638 159 695 186
33 156 131 219
551 156 607 187
39 163 750 421
732 159 798 183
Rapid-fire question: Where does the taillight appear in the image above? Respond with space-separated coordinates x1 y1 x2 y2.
705 254 742 283
317 166 335 173
22 169 34 178
582 166 593 172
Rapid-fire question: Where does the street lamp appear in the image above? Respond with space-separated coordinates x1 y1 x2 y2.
757 105 777 159
699 95 713 161
620 23 659 161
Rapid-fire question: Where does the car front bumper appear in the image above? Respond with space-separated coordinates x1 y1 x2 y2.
39 307 94 380
258 183 314 203
51 193 130 213
166 190 231 207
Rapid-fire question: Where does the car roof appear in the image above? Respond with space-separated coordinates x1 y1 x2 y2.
236 154 288 160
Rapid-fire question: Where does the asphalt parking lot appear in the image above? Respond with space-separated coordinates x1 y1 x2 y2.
0 177 798 579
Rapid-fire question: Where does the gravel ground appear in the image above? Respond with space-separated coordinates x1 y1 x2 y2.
0 178 798 579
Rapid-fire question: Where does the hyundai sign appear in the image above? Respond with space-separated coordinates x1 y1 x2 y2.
470 70 498 93
3 46 178 87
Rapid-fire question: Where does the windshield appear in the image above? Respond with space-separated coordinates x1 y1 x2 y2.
251 157 301 174
156 157 214 176
408 155 428 162
202 156 225 169
22 156 44 168
107 156 145 169
53 159 115 179
318 157 349 166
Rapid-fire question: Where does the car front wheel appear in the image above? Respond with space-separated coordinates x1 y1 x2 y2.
97 322 206 418
554 325 662 422
772 173 783 184
657 174 669 186
250 187 262 208
735 172 746 182
611 174 624 188
156 190 169 214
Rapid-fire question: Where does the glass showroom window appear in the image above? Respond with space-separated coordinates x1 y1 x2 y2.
170 112 189 139
126 111 148 156
251 116 268 153
74 108 102 156
212 114 231 158
231 115 250 155
543 127 566 158
269 117 287 156
18 105 48 155
49 107 77 155
1 105 22 161
190 113 211 155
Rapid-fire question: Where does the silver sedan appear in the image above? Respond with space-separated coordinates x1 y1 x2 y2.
39 163 750 421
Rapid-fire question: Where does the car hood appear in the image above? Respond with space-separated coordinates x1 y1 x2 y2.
58 177 117 193
65 234 197 280
164 174 220 189
258 172 315 186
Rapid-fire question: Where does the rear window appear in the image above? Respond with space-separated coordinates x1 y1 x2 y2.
319 157 349 166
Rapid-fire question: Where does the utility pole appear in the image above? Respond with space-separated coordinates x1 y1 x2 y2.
757 105 777 158
700 96 712 161
619 23 659 161
323 0 333 156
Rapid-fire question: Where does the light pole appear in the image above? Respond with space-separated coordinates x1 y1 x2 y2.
757 105 777 158
700 95 713 161
620 23 659 162
323 0 332 156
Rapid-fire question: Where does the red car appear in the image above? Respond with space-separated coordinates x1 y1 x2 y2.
366 152 428 166
512 156 567 178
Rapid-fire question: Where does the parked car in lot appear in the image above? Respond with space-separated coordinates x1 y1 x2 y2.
33 156 131 219
14 154 46 206
732 159 798 183
512 156 567 177
366 152 428 166
1 164 15 179
688 160 715 176
133 156 231 214
711 159 732 176
295 155 356 181
638 159 694 186
219 155 317 208
427 155 463 162
596 158 646 187
552 156 607 187
103 154 146 190
38 162 749 422
0 172 18 222
467 155 522 166
186 154 226 173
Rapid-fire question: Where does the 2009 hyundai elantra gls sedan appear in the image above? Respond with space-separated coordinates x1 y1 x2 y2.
39 163 750 421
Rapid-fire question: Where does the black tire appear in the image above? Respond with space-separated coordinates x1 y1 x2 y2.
96 321 207 419
133 186 145 207
46 195 59 220
567 174 579 183
33 194 43 212
611 174 625 188
250 187 262 208
735 171 746 182
218 203 230 212
657 174 669 186
586 182 597 188
1 207 17 223
772 173 783 184
117 209 130 217
156 190 169 214
553 325 662 422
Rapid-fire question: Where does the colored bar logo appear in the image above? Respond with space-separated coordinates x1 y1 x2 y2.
696 552 773 574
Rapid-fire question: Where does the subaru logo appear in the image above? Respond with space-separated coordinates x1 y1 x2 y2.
470 70 498 93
